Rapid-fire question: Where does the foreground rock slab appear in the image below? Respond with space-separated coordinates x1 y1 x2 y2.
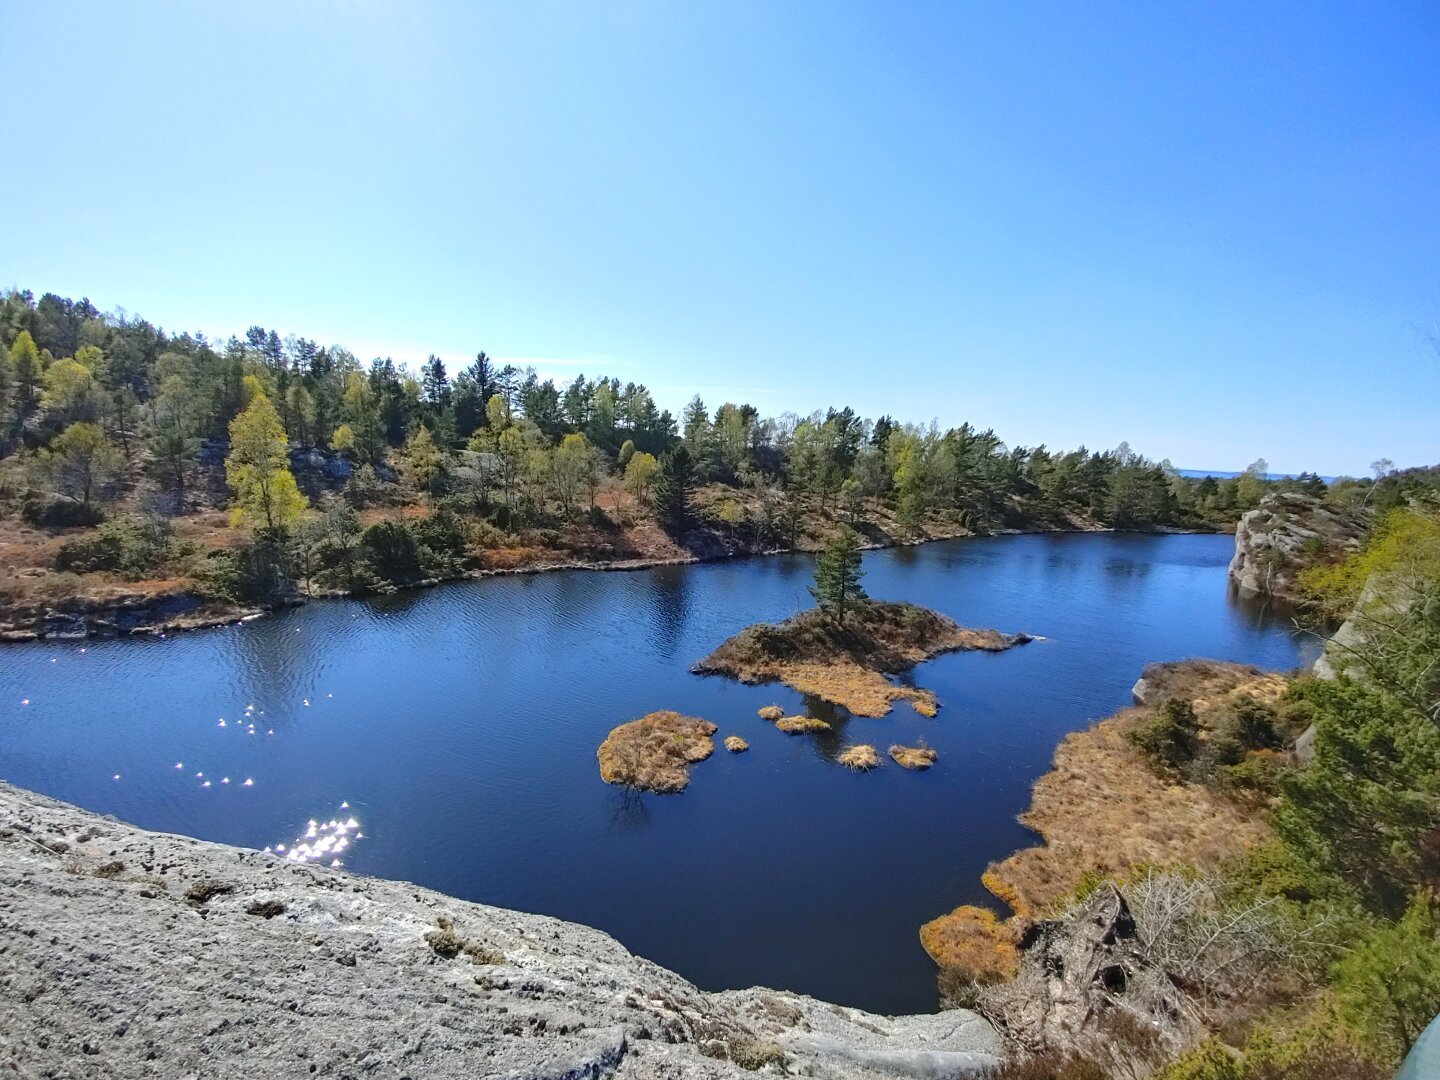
0 782 1001 1079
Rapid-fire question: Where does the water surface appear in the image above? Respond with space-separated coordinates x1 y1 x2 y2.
0 533 1312 1014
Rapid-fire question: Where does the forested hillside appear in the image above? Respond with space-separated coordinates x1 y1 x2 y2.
0 288 1382 631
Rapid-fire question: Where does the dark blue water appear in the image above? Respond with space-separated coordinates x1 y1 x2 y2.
0 533 1311 1014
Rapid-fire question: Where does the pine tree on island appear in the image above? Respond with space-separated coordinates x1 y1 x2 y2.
811 528 867 627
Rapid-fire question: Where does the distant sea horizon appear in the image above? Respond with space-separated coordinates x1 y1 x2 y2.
1176 468 1339 483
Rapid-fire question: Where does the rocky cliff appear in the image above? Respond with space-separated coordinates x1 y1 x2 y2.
1227 492 1367 602
0 782 1001 1079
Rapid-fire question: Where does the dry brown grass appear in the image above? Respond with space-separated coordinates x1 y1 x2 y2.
724 735 749 752
889 744 938 770
911 693 939 717
696 601 1025 716
775 715 830 734
596 710 718 793
836 744 881 770
919 905 1019 984
983 660 1281 920
757 705 785 721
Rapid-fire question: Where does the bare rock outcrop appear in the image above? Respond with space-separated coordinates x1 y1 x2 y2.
0 781 1001 1079
1227 492 1367 601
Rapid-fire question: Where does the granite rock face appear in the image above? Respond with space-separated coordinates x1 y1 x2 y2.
1227 492 1367 601
0 782 1001 1079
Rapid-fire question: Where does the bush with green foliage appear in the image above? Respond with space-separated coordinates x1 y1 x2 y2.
21 495 105 527
1330 894 1440 1061
55 516 172 578
411 507 470 573
1127 697 1200 771
1273 678 1440 915
360 520 423 585
1157 1027 1386 1080
194 541 292 604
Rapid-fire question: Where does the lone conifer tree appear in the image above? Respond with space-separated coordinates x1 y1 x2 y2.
811 528 866 626
653 444 694 533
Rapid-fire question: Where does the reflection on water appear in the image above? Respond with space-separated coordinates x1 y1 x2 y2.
0 533 1311 1015
266 803 364 867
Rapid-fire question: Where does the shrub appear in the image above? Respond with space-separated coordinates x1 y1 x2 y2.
1273 678 1440 915
1158 1029 1388 1080
412 507 469 574
727 1036 786 1071
55 516 172 578
361 519 422 584
22 495 104 527
1330 894 1440 1062
425 920 464 957
195 541 291 604
1128 698 1200 771
424 916 503 965
184 879 235 906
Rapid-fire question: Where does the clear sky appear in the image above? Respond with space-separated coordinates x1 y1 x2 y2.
2 2 1437 475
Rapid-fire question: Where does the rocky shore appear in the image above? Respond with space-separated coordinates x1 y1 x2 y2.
0 781 1002 1079
1227 491 1366 601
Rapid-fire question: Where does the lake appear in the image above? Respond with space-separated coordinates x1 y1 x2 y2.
0 532 1314 1015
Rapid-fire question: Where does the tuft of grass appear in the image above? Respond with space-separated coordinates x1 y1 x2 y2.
775 715 830 734
889 743 938 770
246 898 287 919
463 940 504 965
911 693 939 718
758 705 785 721
724 735 749 752
596 710 718 793
92 860 125 879
185 879 235 906
425 916 504 964
728 1036 787 1071
425 917 464 957
837 744 881 770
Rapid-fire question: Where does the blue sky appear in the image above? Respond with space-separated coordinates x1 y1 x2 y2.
2 2 1436 475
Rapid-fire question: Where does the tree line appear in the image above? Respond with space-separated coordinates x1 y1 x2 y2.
0 287 1381 603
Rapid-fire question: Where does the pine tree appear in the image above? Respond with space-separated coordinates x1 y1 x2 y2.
811 528 867 626
653 444 695 532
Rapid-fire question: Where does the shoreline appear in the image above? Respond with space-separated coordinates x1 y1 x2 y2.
0 521 1219 644
919 658 1291 984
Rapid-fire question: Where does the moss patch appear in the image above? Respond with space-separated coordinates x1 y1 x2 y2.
597 710 718 793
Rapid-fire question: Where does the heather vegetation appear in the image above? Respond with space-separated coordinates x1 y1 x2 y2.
0 288 1346 631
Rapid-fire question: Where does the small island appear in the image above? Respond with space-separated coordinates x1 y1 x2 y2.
696 531 1028 717
596 710 718 793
